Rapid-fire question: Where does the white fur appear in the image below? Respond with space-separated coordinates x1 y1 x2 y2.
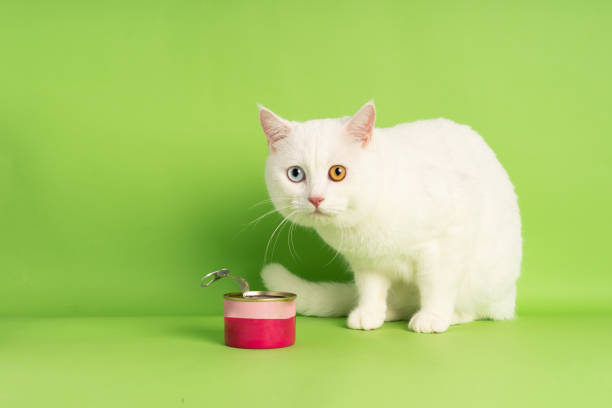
259 102 521 333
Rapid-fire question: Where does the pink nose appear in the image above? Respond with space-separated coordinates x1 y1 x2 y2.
309 196 324 208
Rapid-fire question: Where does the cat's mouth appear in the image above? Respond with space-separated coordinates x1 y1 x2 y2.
284 206 340 228
310 209 337 225
277 200 344 227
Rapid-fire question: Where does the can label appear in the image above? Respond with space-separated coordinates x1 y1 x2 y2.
225 316 295 349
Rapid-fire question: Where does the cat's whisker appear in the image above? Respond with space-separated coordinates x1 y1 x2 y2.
292 222 300 260
271 213 295 261
287 221 295 261
264 210 296 263
248 198 275 209
231 205 292 240
288 221 300 261
323 221 345 267
246 206 291 226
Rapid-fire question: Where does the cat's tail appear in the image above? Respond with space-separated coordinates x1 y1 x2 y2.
261 263 357 317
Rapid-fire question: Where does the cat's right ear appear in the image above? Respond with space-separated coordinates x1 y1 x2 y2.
258 105 291 152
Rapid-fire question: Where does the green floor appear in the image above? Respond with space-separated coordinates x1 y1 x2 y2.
1 315 610 407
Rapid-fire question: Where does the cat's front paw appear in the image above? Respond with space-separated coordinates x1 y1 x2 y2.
347 307 385 330
408 310 450 333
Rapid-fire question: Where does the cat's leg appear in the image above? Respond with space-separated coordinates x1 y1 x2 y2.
347 271 390 330
409 241 461 333
485 286 516 320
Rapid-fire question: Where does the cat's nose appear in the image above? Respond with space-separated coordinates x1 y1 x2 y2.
308 196 325 208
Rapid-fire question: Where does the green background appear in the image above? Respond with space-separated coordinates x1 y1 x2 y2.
1 1 611 407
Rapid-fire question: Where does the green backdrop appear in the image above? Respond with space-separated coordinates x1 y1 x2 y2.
1 0 611 317
2 2 612 407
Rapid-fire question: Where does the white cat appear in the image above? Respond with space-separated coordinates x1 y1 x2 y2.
259 102 521 333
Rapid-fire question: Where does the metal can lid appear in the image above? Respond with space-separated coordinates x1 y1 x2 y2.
224 291 297 302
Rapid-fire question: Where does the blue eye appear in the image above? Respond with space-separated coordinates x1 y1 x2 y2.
287 166 305 182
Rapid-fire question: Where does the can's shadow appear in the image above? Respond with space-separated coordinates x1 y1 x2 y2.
169 322 225 346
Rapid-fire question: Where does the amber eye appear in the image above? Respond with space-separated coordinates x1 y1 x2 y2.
328 165 346 182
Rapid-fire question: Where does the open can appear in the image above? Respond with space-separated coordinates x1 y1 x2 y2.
202 269 297 349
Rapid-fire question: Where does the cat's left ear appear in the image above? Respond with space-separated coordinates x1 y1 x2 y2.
345 101 376 147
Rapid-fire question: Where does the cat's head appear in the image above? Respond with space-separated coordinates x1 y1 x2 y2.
260 102 380 229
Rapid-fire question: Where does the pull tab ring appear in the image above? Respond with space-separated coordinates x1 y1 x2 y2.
201 268 250 294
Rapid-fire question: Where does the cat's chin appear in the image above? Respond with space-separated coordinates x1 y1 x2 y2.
311 211 334 223
289 211 338 228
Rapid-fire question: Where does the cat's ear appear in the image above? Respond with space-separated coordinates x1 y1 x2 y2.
345 101 376 147
259 105 291 152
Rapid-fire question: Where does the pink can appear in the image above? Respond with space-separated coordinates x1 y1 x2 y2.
201 269 297 349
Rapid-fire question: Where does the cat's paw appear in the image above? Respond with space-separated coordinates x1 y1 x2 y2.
347 307 385 330
408 310 450 333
